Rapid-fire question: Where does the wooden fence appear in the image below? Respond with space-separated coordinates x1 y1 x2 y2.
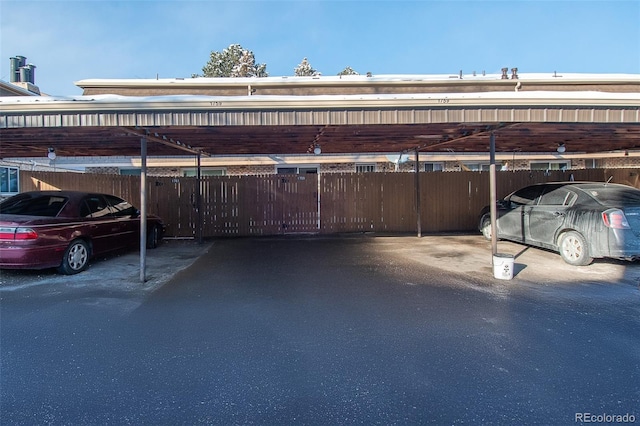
19 168 640 238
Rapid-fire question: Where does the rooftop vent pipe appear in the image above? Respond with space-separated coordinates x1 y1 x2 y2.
26 64 36 84
9 56 35 84
19 65 36 84
9 56 26 82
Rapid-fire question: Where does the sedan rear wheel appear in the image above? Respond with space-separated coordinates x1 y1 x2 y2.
559 231 592 266
58 239 90 274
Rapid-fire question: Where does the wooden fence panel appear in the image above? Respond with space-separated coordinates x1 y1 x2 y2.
154 177 197 238
21 171 140 199
249 176 282 235
320 174 349 233
198 175 319 236
18 168 640 237
321 173 415 233
202 177 240 236
321 174 379 233
280 174 319 233
378 173 415 232
421 172 483 232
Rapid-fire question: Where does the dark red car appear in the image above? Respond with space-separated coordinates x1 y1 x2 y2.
0 191 164 274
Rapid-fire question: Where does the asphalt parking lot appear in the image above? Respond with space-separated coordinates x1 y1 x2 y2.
1 233 638 293
1 234 639 424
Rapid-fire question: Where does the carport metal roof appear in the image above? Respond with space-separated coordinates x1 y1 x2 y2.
1 91 639 158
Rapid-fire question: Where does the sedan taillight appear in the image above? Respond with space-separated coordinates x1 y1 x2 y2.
0 227 38 240
602 209 630 229
0 227 14 240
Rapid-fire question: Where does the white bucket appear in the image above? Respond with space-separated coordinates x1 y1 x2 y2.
492 253 514 280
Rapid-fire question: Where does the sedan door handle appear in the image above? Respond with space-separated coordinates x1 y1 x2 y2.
553 211 565 217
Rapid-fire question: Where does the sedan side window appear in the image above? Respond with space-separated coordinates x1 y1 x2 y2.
539 187 578 206
80 195 112 218
104 195 137 217
509 186 543 206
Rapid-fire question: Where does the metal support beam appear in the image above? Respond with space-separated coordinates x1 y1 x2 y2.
122 127 211 157
140 137 148 282
415 123 522 153
196 152 203 244
489 133 498 256
415 148 422 238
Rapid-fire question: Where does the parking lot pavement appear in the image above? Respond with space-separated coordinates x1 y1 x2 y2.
1 234 638 296
0 239 212 296
381 233 640 288
2 233 639 425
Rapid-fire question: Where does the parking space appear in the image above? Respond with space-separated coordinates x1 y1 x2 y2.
390 234 640 287
1 234 638 294
0 239 210 302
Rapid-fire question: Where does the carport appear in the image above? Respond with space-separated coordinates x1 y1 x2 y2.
1 90 639 281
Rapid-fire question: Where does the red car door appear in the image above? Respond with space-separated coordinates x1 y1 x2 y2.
79 194 126 255
104 194 139 247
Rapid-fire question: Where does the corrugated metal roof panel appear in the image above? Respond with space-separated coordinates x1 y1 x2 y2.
3 106 640 131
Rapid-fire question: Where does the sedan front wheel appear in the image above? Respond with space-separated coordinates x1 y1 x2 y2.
480 215 492 241
559 231 592 266
58 239 90 274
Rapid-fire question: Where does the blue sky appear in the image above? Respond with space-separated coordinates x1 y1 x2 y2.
1 0 638 96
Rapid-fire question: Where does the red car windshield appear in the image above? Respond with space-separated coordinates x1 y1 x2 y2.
0 195 68 217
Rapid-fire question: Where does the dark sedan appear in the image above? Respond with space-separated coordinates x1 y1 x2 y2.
0 191 164 274
479 181 640 265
